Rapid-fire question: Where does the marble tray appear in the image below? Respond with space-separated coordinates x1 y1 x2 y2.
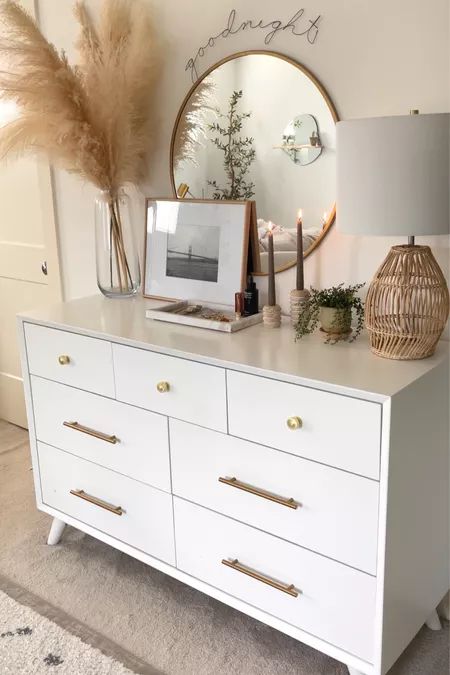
145 300 262 332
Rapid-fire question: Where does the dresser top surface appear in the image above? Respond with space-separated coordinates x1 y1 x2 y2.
19 294 448 400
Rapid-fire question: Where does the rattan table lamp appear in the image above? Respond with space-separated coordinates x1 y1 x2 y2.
337 113 449 360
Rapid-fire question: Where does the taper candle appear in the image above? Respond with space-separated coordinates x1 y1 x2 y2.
296 209 304 291
267 223 276 306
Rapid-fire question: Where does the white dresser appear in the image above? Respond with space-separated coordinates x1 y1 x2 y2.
18 295 449 675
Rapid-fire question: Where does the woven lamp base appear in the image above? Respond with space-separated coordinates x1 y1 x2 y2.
366 245 449 360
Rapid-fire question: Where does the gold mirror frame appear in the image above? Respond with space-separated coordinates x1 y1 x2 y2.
169 50 339 276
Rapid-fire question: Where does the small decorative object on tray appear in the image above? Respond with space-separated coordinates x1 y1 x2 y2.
144 198 261 332
294 283 365 343
262 223 281 328
243 275 259 316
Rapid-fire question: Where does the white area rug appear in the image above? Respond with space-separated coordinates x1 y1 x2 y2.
0 586 155 675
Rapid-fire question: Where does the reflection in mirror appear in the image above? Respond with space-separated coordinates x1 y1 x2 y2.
171 52 338 275
277 113 322 166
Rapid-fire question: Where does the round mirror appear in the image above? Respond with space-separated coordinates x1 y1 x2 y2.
170 51 338 275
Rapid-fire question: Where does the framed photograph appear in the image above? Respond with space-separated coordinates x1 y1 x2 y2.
144 198 252 305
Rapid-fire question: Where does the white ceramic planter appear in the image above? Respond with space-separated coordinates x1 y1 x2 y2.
319 306 351 334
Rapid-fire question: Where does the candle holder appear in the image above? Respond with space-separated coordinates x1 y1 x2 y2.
290 288 310 327
263 304 281 328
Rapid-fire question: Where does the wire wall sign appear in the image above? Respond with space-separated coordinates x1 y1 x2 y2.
185 9 322 83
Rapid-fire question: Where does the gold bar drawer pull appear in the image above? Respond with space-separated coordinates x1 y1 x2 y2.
218 476 299 510
63 421 119 445
70 489 124 516
222 558 299 598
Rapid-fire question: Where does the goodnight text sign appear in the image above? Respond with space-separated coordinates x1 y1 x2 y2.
186 9 322 82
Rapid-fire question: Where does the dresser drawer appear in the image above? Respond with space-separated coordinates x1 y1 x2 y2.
38 443 175 564
32 377 171 492
24 323 114 397
227 371 381 479
170 421 379 574
113 344 227 432
175 499 375 661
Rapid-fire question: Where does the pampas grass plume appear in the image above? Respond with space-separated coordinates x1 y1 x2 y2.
0 0 160 194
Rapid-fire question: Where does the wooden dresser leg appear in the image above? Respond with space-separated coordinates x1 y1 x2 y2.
47 518 66 545
425 608 442 631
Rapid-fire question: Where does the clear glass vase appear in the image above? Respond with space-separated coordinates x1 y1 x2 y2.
95 189 140 298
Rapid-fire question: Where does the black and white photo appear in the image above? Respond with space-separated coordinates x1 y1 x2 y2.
144 199 251 306
166 223 220 282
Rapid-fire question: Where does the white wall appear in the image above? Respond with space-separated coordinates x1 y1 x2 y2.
37 0 450 310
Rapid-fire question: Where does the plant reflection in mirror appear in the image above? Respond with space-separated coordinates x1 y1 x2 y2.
208 90 256 200
173 77 217 170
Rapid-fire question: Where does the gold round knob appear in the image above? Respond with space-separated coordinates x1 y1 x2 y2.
58 355 71 366
287 416 302 430
156 381 170 393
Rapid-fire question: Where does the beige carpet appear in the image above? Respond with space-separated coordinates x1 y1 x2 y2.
0 420 448 675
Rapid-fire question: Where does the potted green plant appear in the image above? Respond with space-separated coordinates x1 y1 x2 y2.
295 283 365 342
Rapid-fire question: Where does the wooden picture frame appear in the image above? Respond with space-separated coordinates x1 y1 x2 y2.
143 198 253 306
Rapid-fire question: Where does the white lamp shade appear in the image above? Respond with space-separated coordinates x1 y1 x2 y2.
337 113 449 236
